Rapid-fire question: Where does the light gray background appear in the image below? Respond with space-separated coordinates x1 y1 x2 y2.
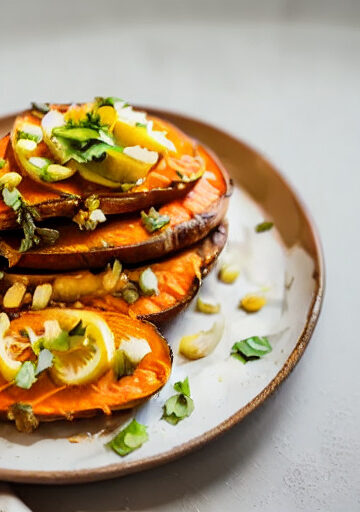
1 0 359 510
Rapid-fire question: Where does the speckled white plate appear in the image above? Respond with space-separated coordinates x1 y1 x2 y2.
0 110 324 484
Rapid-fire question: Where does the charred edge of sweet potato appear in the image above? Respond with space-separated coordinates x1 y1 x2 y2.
1 311 173 423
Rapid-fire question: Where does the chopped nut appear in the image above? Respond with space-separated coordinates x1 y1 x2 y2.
3 282 27 308
240 294 266 313
196 297 221 314
32 283 53 310
218 263 240 284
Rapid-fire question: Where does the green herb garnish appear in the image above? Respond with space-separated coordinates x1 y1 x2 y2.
16 130 42 144
141 207 170 233
35 349 54 375
95 96 125 108
1 179 59 252
175 169 204 183
0 158 6 169
31 102 50 114
15 361 37 389
162 377 194 425
136 122 147 128
108 419 148 457
255 221 274 233
231 336 272 363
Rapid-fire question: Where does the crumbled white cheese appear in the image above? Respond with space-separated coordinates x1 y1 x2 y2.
123 145 159 164
118 337 152 365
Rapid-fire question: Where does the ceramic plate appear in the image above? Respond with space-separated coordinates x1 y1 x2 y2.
0 109 324 484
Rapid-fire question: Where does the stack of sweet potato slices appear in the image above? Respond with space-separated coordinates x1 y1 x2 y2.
0 100 230 426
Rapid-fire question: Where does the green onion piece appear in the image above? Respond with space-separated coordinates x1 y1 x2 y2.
15 361 37 389
139 267 159 296
108 419 148 457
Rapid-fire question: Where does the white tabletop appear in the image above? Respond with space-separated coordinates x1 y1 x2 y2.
1 1 359 510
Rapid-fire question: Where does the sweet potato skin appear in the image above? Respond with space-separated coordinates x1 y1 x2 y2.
0 309 172 422
1 223 228 325
0 145 231 270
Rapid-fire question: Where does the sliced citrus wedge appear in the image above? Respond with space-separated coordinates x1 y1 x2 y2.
48 309 115 386
0 312 22 382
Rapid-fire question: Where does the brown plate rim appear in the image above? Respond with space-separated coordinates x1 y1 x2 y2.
0 108 325 485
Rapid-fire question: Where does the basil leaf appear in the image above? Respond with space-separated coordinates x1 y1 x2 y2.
35 349 53 375
15 361 37 389
68 320 86 337
231 336 272 363
173 377 191 397
0 158 6 169
141 207 170 233
255 221 274 233
108 419 148 456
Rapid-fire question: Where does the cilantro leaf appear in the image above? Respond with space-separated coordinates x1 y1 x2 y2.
108 419 148 457
141 207 170 233
255 221 274 233
35 349 53 375
162 377 194 425
95 96 124 108
231 336 272 363
15 361 37 389
173 377 191 397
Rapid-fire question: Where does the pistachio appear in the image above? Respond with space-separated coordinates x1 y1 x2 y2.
121 283 140 304
196 297 221 314
240 294 266 313
3 282 27 308
0 172 22 190
32 283 53 310
218 263 240 284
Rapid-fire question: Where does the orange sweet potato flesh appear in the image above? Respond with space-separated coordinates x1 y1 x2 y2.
1 223 227 325
0 111 199 229
0 309 172 421
0 145 231 270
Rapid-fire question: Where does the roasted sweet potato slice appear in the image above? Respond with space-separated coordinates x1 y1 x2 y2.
1 223 227 324
0 146 231 270
0 109 200 229
0 308 172 423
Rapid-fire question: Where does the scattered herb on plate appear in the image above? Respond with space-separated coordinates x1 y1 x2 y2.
162 377 194 425
108 419 148 457
255 221 274 233
231 336 272 363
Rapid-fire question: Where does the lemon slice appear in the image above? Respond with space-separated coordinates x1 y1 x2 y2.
0 313 22 382
50 310 115 386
